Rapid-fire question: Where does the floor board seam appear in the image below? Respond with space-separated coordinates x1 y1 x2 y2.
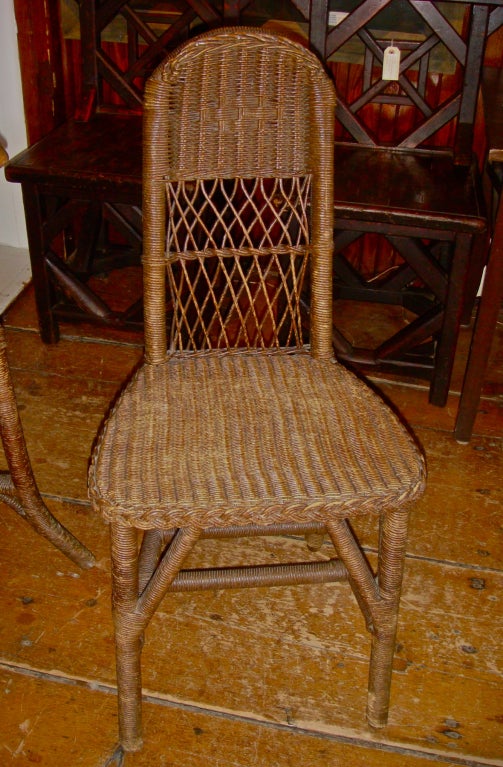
2 324 143 349
0 659 498 767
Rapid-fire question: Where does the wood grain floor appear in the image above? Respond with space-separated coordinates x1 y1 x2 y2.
0 284 502 766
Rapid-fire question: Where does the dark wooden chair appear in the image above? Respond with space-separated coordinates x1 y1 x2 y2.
305 0 503 406
4 1 235 343
5 0 503 408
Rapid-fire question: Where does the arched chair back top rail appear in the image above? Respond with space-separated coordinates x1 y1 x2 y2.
88 28 426 753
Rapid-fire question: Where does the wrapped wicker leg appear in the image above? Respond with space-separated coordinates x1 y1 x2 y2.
111 524 144 751
367 508 410 727
112 522 202 750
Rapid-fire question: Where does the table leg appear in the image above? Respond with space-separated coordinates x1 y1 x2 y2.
21 184 61 344
430 232 473 408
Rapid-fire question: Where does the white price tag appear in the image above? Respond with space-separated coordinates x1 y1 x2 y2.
382 46 401 81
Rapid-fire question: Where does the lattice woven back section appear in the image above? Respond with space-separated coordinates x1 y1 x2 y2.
166 175 311 350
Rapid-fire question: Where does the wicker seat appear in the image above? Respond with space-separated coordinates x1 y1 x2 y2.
88 28 426 752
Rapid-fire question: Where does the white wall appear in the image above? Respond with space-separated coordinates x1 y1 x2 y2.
0 0 28 248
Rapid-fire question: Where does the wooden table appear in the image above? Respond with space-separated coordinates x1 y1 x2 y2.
455 66 503 442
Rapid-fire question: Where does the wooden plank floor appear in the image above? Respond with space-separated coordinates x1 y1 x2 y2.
0 285 502 767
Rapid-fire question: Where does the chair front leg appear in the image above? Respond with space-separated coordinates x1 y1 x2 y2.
326 509 410 729
110 522 202 750
110 521 144 751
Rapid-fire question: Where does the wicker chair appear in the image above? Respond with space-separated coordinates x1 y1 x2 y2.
89 28 426 752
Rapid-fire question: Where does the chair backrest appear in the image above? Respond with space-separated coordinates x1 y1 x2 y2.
78 0 197 115
307 0 502 164
75 0 307 116
142 27 336 363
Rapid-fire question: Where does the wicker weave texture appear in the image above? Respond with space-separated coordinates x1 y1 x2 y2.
165 175 311 350
88 28 426 751
148 30 328 181
90 353 424 529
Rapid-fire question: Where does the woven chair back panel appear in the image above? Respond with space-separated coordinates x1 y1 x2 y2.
166 175 311 350
143 29 336 361
157 34 321 180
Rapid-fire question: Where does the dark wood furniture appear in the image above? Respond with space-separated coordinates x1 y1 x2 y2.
5 0 503 407
5 1 255 344
455 65 503 441
317 0 502 406
5 113 144 339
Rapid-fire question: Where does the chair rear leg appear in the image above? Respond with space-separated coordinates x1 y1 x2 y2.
138 529 177 591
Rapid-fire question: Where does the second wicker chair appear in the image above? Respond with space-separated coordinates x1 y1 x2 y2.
89 28 426 752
